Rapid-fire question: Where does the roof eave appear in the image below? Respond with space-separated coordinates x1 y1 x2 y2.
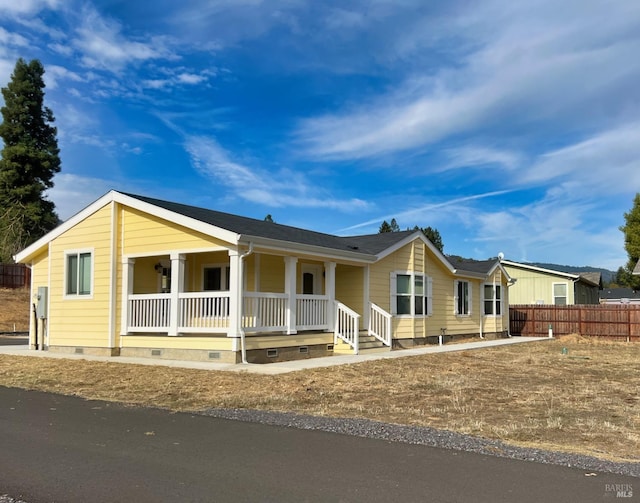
238 234 377 263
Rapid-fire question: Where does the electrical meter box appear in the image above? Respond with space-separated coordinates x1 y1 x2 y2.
36 286 48 319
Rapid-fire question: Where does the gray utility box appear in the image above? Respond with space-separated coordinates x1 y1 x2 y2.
36 286 48 319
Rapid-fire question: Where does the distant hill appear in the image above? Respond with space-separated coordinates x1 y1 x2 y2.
525 262 616 284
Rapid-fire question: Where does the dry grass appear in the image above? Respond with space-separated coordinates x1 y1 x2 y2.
1 335 639 463
0 288 30 332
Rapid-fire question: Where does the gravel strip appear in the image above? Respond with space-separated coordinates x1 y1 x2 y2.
202 408 640 478
0 496 29 503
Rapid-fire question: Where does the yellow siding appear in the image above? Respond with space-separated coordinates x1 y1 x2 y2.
29 250 49 343
132 256 160 293
503 265 574 305
122 207 227 255
259 254 285 293
48 204 112 347
335 265 364 314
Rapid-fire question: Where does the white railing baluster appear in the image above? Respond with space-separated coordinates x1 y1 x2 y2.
368 302 392 347
334 301 360 354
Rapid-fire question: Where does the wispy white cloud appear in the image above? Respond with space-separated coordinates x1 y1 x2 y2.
0 0 60 16
440 146 522 172
48 173 113 221
184 135 370 211
44 64 85 89
73 5 177 72
0 27 29 47
340 190 512 233
524 123 640 194
295 0 640 161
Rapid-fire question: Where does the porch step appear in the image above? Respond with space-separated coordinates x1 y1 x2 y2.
333 333 391 355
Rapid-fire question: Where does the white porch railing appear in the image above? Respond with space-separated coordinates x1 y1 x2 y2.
127 291 342 336
369 302 392 347
296 295 329 330
335 301 360 354
128 293 171 332
178 292 230 333
243 292 288 333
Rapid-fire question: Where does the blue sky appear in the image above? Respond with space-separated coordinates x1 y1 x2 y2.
1 0 639 270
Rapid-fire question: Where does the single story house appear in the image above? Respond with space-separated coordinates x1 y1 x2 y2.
15 191 513 364
600 288 640 305
500 260 600 305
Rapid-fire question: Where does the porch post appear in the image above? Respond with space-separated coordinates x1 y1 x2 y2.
228 250 241 337
285 256 298 334
324 261 336 332
168 253 185 336
120 258 135 336
363 264 370 330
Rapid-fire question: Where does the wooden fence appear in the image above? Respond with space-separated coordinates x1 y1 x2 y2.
509 304 640 341
0 263 30 289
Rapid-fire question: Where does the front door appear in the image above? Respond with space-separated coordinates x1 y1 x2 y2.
301 265 322 295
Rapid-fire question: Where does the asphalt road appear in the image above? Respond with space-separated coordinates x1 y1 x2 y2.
0 386 636 503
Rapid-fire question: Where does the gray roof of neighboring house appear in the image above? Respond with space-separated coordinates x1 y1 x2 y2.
600 288 640 300
125 193 414 256
446 256 498 275
578 272 602 287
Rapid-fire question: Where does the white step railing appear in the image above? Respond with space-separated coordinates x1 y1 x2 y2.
178 292 230 332
369 302 392 347
296 295 329 330
335 301 360 353
128 293 171 332
243 292 288 332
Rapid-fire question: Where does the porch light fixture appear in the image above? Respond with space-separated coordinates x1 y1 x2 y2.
154 262 163 272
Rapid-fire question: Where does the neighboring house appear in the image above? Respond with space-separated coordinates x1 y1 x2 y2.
15 191 512 364
501 260 600 305
634 262 640 275
600 288 640 305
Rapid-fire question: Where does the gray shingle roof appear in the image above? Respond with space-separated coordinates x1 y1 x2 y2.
600 288 640 300
578 272 601 287
124 193 413 256
447 256 498 275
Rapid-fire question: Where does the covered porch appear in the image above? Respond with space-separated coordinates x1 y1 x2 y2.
119 249 392 354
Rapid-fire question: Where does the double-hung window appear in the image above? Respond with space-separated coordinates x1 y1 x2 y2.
454 280 471 316
483 283 502 316
392 272 432 316
66 251 92 297
553 283 568 305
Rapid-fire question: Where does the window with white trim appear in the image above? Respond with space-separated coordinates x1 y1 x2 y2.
454 280 471 316
553 283 568 305
65 251 92 296
391 272 432 316
483 283 502 315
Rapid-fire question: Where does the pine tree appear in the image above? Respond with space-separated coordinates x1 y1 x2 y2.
379 220 393 233
619 193 640 289
0 58 60 262
419 226 444 253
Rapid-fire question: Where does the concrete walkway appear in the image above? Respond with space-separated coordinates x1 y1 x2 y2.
0 336 550 374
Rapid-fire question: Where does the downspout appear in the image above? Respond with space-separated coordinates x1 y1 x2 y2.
479 278 484 339
238 242 254 364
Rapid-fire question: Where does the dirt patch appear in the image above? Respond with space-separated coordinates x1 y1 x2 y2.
1 338 639 463
0 288 30 332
